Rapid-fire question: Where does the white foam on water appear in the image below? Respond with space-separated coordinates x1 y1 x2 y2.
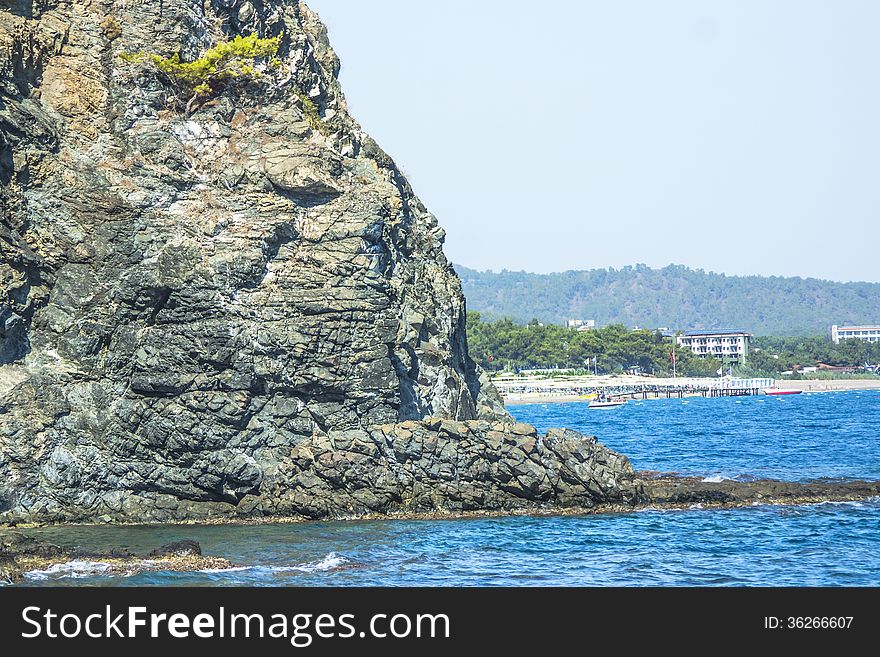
24 560 115 581
198 553 350 576
814 500 867 508
748 497 880 511
700 474 755 483
636 505 717 515
278 552 350 573
634 506 680 514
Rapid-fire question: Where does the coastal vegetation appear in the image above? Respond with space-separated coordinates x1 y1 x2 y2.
466 312 880 377
120 34 282 109
751 336 880 374
457 264 880 336
466 313 720 376
296 91 324 132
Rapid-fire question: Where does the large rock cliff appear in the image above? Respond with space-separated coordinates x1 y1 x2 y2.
0 0 642 522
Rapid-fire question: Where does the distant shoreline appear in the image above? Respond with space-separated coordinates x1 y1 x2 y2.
499 375 880 406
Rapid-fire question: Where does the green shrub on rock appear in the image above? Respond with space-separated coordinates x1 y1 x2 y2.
296 91 323 131
120 34 282 110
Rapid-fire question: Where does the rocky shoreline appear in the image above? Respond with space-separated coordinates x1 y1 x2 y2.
0 535 234 585
642 474 880 508
3 475 876 584
0 420 645 524
6 475 876 528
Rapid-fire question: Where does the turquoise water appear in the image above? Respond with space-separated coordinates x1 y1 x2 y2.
15 390 880 586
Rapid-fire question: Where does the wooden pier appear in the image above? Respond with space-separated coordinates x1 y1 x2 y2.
619 385 762 400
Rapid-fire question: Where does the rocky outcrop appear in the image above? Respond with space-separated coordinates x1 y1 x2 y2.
0 533 233 583
283 421 645 520
5 477 878 584
0 1 637 523
3 419 645 523
643 475 880 507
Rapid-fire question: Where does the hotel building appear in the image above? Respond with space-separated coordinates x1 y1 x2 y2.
676 329 751 364
831 325 880 344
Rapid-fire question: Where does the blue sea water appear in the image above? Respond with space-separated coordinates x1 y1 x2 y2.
14 390 880 586
511 389 880 482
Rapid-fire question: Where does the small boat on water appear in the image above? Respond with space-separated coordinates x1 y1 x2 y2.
588 397 627 409
762 387 802 396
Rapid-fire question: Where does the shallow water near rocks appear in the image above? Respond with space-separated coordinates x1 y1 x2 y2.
15 390 880 586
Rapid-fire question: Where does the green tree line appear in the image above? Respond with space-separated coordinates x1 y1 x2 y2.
466 313 721 376
751 336 880 372
466 313 880 377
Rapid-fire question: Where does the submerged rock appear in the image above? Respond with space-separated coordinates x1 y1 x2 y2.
643 475 880 507
148 539 202 557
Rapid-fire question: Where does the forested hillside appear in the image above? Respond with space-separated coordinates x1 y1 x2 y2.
456 264 880 335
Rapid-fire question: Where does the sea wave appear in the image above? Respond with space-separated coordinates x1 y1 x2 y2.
22 553 353 581
287 552 349 573
24 560 114 581
198 553 351 576
748 496 880 510
700 473 760 483
812 497 880 508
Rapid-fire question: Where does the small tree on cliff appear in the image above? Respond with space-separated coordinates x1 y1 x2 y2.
120 34 282 114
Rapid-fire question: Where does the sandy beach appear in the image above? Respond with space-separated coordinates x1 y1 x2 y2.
773 379 880 392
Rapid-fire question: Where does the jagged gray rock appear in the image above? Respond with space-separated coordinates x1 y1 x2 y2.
1 419 646 523
0 0 634 523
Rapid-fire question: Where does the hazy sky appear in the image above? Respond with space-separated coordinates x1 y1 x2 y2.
307 1 880 282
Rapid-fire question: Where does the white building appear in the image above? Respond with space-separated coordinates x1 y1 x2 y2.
676 329 751 364
566 319 595 331
831 325 880 344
